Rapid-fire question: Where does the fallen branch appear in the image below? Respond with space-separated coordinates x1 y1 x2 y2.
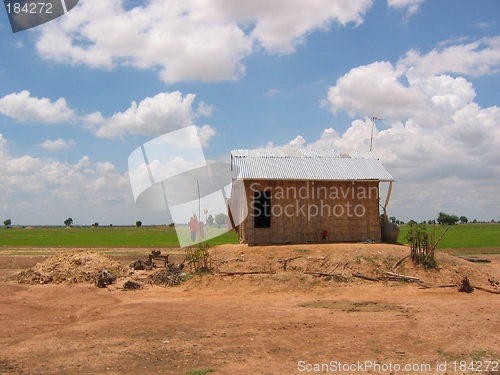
471 285 500 294
385 272 421 282
417 282 457 289
219 271 276 276
352 273 379 282
278 256 303 271
304 272 348 281
457 256 491 263
392 255 410 272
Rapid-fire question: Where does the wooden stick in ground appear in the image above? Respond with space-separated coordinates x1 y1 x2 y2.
432 225 450 250
352 273 379 282
392 255 410 272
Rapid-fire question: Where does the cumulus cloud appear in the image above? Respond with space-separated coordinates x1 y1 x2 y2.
86 91 216 145
399 36 500 77
387 0 425 17
38 138 76 150
0 91 75 123
271 40 500 221
35 0 372 83
0 133 143 224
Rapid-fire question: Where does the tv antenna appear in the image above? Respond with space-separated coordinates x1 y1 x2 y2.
369 110 384 152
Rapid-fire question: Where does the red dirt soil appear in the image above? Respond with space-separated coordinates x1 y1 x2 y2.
1 243 499 375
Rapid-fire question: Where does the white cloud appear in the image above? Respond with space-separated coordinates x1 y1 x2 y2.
35 0 372 83
87 91 216 145
0 90 75 123
399 36 500 77
271 41 500 221
265 88 281 97
0 133 143 225
476 21 496 29
38 138 76 150
387 0 425 17
197 101 214 117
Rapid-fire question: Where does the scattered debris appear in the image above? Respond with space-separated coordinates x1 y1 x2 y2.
123 280 143 290
458 277 474 293
145 263 185 287
130 259 156 271
96 270 115 288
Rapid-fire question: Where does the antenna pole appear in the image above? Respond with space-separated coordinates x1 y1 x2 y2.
369 109 384 152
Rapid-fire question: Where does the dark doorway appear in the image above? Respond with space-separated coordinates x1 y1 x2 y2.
254 191 271 228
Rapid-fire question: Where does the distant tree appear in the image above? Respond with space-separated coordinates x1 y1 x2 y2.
459 216 468 224
215 213 227 228
436 212 459 225
64 218 73 227
136 220 142 227
207 214 214 227
407 219 417 225
92 222 99 227
3 219 11 227
110 224 113 227
168 222 175 227
492 219 496 223
472 219 477 224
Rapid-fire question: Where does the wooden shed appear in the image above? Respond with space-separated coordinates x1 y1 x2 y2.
228 149 394 245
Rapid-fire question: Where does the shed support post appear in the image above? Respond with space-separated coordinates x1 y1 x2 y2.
383 181 393 221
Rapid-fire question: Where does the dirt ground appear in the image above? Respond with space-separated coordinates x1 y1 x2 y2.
1 243 500 375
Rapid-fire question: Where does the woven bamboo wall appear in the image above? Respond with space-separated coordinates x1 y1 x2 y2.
236 179 381 245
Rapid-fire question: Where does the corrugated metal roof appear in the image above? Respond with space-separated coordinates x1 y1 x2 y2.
231 149 394 181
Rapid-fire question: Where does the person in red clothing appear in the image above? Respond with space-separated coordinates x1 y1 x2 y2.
189 214 198 242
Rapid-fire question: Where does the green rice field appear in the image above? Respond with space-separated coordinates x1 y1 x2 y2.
0 223 499 250
0 226 238 248
397 223 500 250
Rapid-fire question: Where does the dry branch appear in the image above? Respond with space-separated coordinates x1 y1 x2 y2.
457 256 491 263
392 255 410 272
304 272 348 281
385 271 421 282
471 285 500 294
219 271 276 276
417 282 457 289
352 273 379 282
278 256 303 271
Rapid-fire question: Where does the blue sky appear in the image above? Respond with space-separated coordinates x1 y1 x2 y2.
0 0 499 225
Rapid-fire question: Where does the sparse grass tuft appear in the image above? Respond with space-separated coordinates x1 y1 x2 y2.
187 368 215 375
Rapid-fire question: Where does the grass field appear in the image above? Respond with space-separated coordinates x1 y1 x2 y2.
1 223 499 250
0 226 239 248
397 223 500 250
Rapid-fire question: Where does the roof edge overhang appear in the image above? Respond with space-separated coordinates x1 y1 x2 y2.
233 178 394 182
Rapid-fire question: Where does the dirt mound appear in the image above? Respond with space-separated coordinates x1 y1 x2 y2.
182 243 499 292
9 250 128 285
